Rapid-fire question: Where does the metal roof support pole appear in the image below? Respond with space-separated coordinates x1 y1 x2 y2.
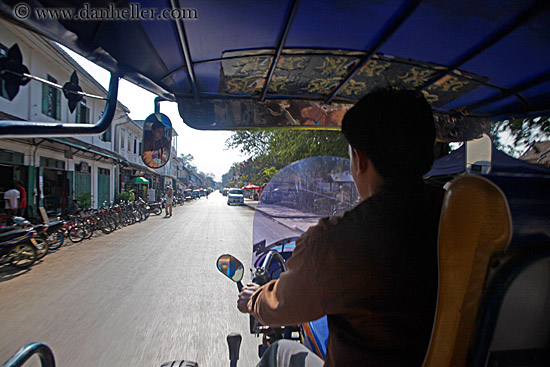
420 0 550 91
259 0 300 102
324 0 422 104
171 0 200 101
463 71 550 114
0 72 120 138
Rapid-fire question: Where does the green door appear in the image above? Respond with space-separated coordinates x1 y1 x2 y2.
74 164 91 207
97 168 111 207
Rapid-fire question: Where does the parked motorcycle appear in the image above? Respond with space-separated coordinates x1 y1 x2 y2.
147 201 163 215
38 220 65 251
218 156 360 359
0 228 38 269
175 195 184 206
14 217 66 251
9 217 50 259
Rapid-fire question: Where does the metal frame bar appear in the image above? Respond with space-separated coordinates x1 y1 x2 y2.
170 0 200 100
259 0 300 102
177 92 357 103
184 49 363 67
2 71 108 101
161 49 277 83
420 0 550 91
185 49 505 90
462 71 550 114
0 72 120 138
324 0 422 104
2 342 55 367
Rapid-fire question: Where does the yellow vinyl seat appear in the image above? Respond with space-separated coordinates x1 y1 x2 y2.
423 175 512 366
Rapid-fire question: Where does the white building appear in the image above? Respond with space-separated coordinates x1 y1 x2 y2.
0 19 156 217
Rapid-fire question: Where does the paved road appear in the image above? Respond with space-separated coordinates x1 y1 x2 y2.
0 192 271 367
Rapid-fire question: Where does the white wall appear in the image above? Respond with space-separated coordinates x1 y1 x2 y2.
113 118 143 164
0 20 119 208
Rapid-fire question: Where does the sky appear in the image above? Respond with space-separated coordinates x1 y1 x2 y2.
61 47 247 181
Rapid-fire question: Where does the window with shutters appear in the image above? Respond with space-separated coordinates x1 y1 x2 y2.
41 74 61 120
75 99 90 123
0 43 8 100
101 125 112 142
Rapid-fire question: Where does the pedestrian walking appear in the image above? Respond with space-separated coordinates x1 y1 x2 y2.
15 181 26 217
165 185 174 217
4 182 20 225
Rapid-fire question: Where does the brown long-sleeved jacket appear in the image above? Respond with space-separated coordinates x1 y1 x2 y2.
249 179 445 366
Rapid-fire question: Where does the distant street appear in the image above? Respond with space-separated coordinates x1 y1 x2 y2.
0 192 267 367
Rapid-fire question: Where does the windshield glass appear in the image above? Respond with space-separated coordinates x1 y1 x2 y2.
229 189 243 195
252 156 360 265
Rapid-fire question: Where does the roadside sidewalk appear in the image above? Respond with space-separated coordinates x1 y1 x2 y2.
244 198 318 233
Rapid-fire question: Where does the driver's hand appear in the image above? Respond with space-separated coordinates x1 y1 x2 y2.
237 283 260 313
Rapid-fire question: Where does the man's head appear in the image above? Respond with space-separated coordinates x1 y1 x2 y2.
342 88 435 191
151 121 164 140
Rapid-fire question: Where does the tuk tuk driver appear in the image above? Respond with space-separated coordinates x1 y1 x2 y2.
237 88 445 366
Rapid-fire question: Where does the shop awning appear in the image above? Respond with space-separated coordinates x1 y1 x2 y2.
242 184 261 190
48 137 124 163
124 161 159 175
128 176 150 184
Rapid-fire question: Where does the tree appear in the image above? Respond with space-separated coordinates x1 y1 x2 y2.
178 153 194 166
178 153 197 173
489 116 550 157
223 129 348 186
225 131 271 156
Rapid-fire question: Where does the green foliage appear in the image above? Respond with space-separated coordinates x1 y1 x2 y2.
224 129 348 187
225 131 271 156
178 153 197 172
117 191 130 203
75 193 91 208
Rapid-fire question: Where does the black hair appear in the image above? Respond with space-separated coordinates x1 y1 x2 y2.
151 121 163 131
341 88 435 179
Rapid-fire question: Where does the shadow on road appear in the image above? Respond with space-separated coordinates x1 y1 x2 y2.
0 266 33 282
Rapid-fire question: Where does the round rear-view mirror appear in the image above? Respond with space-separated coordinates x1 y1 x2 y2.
141 113 172 168
217 254 244 283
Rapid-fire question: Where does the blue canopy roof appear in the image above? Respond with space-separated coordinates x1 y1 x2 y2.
0 0 549 134
426 145 550 177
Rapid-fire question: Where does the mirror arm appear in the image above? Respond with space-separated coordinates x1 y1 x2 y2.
237 281 243 292
154 96 168 113
0 72 120 138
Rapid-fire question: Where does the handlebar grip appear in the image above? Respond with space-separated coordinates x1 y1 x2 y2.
227 333 242 365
